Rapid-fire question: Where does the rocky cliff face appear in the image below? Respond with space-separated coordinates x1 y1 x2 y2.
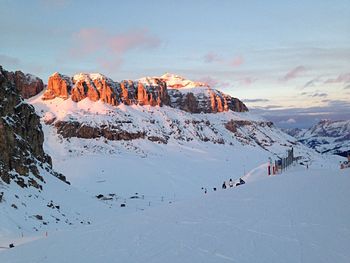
168 88 248 113
3 69 44 99
42 72 72 100
41 72 247 113
0 66 68 188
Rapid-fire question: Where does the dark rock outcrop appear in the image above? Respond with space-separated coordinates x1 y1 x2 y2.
54 121 146 141
168 89 248 113
3 70 44 99
0 66 69 188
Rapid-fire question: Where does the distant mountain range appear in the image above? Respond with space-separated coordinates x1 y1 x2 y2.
284 120 350 157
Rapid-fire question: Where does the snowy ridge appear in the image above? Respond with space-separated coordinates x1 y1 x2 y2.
139 73 209 89
285 120 350 156
73 72 113 83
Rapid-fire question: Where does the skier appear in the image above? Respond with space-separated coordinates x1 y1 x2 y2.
229 179 233 187
222 181 227 189
236 178 246 186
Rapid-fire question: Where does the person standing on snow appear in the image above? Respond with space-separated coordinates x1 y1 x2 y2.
229 179 233 187
222 181 227 189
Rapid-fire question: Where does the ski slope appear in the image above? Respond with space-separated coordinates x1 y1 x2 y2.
1 165 349 263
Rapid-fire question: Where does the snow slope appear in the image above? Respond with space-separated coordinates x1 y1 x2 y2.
0 165 117 245
1 165 349 263
25 94 339 202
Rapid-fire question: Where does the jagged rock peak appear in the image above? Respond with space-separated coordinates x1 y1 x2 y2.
0 65 44 99
42 71 248 113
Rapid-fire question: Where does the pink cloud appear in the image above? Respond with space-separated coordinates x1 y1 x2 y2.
202 52 244 68
203 52 222 63
325 72 350 84
228 56 244 68
108 29 161 54
71 28 103 57
240 77 257 85
197 76 231 89
197 76 219 87
69 28 161 70
281 66 306 81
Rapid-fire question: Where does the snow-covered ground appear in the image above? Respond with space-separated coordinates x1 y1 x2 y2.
1 164 349 263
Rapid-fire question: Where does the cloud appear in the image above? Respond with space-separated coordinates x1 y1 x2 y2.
302 76 324 89
108 29 161 54
201 52 244 68
344 84 350 90
197 76 231 89
69 28 161 71
0 54 21 67
228 56 244 68
325 72 350 84
300 91 328 97
242 98 270 103
203 52 222 63
280 66 306 81
280 118 296 124
240 77 257 85
310 92 328 98
251 99 350 128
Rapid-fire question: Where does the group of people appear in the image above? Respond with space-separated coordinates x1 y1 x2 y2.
222 178 245 189
202 178 246 194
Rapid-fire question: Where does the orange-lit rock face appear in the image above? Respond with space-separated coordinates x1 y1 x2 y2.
136 79 169 106
137 82 149 105
71 79 99 102
209 91 225 113
96 79 118 106
43 73 71 100
41 72 248 113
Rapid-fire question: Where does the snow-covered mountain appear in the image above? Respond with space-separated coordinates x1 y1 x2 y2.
1 67 347 262
284 120 350 157
23 70 337 202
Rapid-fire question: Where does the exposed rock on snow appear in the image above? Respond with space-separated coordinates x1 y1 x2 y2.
0 66 68 187
1 68 44 99
41 72 248 113
42 72 72 100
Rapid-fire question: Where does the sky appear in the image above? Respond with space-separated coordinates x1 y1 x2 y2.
0 0 349 128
